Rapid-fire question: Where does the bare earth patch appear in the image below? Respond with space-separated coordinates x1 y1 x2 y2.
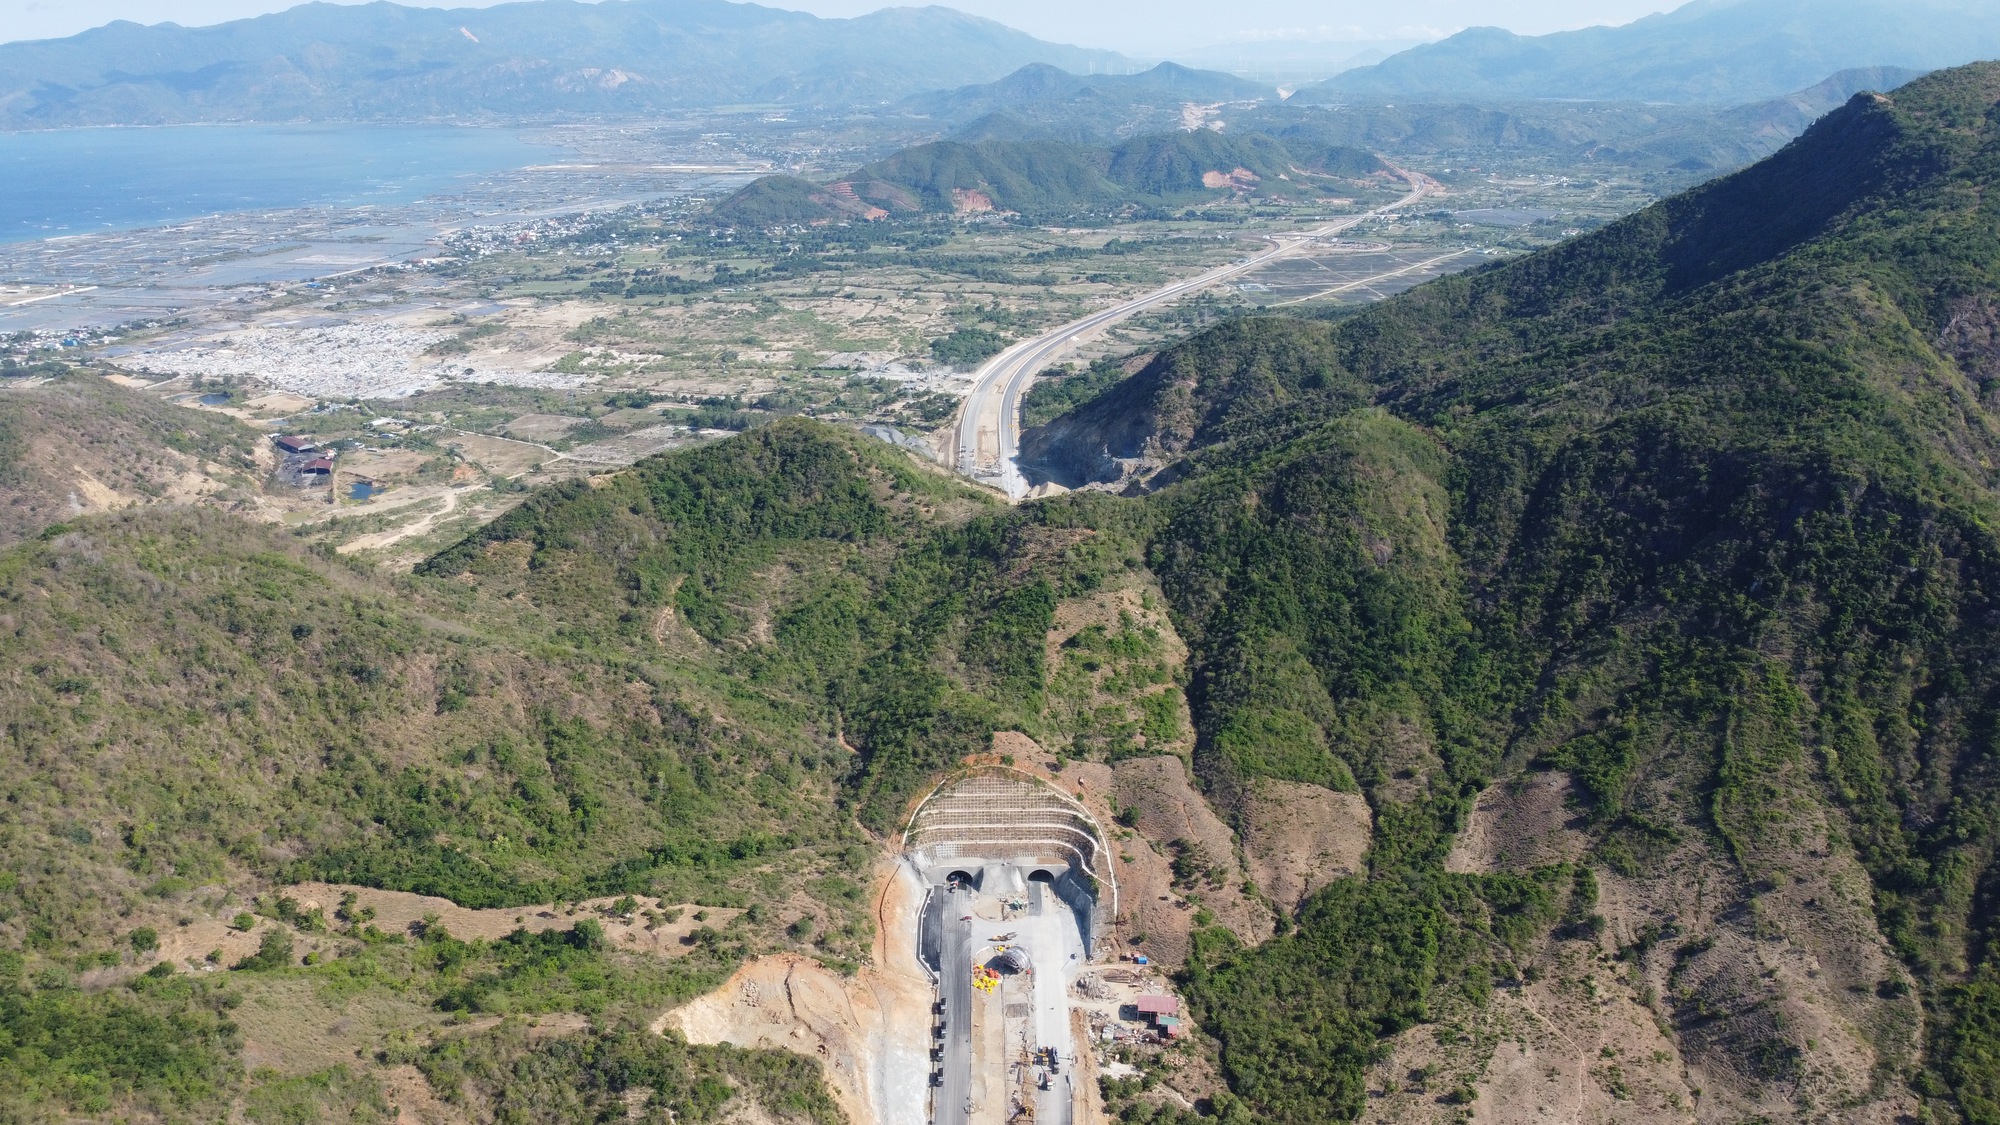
1239 779 1372 912
1055 755 1271 965
280 883 739 955
444 431 554 477
1445 771 1589 875
659 861 935 1125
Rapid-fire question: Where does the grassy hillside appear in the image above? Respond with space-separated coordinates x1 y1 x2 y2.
0 372 268 547
1021 64 2000 1122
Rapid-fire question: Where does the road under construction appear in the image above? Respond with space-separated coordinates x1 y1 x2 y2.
947 166 1443 499
903 769 1118 1125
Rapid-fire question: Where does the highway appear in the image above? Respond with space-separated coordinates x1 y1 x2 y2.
937 885 974 1125
931 876 1086 1124
1024 880 1082 1125
950 167 1441 499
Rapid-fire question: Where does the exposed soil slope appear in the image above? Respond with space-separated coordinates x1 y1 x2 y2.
662 863 935 1125
0 373 271 546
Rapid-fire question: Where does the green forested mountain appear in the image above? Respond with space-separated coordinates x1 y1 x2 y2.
1316 0 2000 103
710 128 1387 224
1017 62 2000 1122
15 52 2000 1125
0 0 1127 126
466 60 2000 1122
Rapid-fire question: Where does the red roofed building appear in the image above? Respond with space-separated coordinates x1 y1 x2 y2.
1135 995 1179 1017
274 435 317 454
300 457 334 475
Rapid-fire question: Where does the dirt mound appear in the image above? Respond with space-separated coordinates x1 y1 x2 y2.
660 863 935 1125
1444 771 1588 874
990 729 1045 763
1239 780 1371 912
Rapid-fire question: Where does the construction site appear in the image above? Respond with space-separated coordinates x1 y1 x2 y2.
663 758 1205 1125
905 768 1119 1125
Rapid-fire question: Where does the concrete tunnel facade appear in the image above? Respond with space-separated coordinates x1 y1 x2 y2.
902 767 1117 958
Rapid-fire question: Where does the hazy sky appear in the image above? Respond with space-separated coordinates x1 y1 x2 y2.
0 0 1677 53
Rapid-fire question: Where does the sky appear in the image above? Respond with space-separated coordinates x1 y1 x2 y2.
0 0 1679 54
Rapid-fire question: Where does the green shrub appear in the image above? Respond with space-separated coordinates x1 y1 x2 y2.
232 929 293 972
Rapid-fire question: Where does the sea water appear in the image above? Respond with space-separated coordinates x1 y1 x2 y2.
0 124 560 243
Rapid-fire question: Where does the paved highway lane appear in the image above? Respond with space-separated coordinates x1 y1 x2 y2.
1024 881 1081 1125
951 167 1440 499
937 886 974 1125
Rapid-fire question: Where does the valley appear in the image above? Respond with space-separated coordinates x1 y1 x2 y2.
4 5 2000 1124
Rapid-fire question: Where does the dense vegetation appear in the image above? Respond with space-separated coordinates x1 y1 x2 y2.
0 951 242 1120
1016 64 2000 1122
928 326 1008 366
711 127 1387 225
1019 359 1134 429
13 57 2000 1125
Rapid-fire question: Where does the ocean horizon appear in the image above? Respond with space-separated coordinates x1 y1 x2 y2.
0 124 562 244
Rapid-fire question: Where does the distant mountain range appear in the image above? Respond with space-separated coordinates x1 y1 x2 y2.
0 0 1129 127
1309 0 2000 103
1269 65 1929 174
887 61 1276 145
1165 39 1429 87
711 124 1387 225
714 56 1929 227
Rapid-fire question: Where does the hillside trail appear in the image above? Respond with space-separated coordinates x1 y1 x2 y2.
335 484 467 554
1516 988 1598 1125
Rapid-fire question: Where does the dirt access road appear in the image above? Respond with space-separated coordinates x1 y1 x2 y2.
949 165 1442 499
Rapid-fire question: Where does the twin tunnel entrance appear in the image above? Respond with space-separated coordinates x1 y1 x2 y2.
903 768 1117 1125
904 767 1117 956
943 870 1053 885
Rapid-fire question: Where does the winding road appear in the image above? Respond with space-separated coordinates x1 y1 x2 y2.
949 166 1441 499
